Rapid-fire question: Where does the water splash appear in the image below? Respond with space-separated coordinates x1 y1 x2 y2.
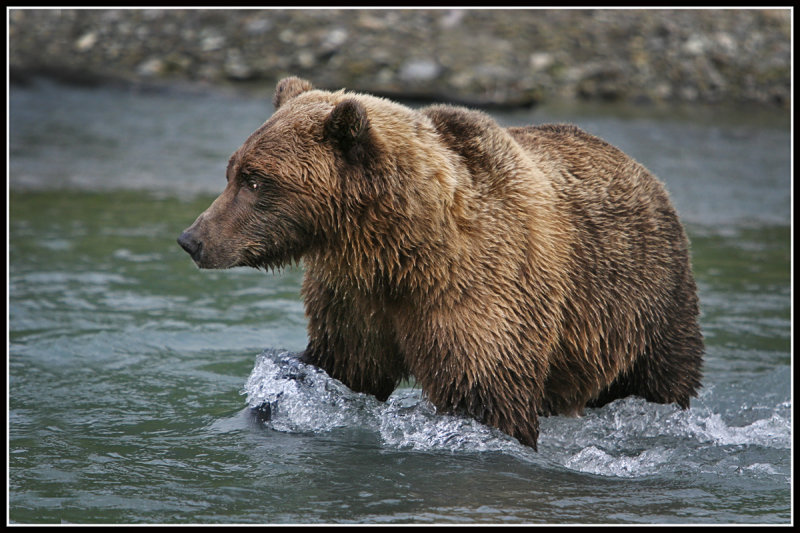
243 349 379 433
540 394 791 479
378 390 522 453
242 349 526 454
562 445 676 477
242 349 791 480
678 409 791 448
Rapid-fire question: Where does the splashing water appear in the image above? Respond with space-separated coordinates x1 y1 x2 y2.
242 349 791 482
243 349 380 433
243 349 525 454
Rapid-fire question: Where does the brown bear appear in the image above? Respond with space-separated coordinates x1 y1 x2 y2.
178 76 703 450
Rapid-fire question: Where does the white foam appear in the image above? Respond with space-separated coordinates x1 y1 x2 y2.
563 445 675 478
378 391 521 453
242 350 791 480
242 349 378 433
242 349 523 453
679 410 791 448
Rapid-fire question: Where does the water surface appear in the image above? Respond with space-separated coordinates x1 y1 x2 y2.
8 79 792 524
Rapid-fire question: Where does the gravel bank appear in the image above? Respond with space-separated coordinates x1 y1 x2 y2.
8 8 792 108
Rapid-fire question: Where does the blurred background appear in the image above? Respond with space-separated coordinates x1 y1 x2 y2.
9 8 791 108
8 7 792 525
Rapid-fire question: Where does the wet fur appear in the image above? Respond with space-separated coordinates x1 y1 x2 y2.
179 77 703 449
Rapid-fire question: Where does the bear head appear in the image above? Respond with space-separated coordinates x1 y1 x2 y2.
178 77 390 270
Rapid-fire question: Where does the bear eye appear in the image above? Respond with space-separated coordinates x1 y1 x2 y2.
240 174 259 192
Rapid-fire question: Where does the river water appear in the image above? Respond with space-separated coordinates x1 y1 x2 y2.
8 79 792 524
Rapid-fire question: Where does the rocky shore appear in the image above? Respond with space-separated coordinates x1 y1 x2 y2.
8 8 792 108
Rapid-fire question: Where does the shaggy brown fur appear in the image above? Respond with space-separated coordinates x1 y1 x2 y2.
178 77 703 450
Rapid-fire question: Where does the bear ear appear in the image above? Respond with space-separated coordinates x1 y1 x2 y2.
324 98 371 160
273 77 314 109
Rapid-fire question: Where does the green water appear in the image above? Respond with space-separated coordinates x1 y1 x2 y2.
8 80 792 524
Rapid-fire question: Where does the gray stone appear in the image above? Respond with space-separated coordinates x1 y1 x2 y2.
399 59 441 82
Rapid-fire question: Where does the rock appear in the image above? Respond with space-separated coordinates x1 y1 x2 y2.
200 30 225 52
399 59 441 83
75 31 98 52
7 8 791 108
683 34 708 56
137 57 165 77
322 28 348 51
224 49 252 80
529 52 554 72
245 17 271 35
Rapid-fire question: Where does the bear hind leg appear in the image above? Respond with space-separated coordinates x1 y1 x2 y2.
588 328 703 410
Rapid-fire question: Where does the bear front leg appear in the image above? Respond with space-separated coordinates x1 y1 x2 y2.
302 335 404 402
402 308 552 450
417 356 545 450
301 279 407 402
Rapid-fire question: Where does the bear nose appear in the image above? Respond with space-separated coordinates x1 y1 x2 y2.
177 230 202 260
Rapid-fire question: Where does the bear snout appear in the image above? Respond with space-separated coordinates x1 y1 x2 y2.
177 230 203 263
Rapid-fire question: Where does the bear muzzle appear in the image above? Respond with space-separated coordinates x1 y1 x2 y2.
178 223 243 269
177 229 203 263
